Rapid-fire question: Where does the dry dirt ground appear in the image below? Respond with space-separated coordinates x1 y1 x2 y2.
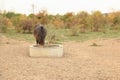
0 35 120 80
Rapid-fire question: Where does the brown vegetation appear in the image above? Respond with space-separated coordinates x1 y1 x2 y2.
0 10 120 35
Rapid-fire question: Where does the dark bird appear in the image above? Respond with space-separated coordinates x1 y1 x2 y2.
33 24 47 46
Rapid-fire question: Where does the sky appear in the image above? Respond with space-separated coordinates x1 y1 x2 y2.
0 0 120 15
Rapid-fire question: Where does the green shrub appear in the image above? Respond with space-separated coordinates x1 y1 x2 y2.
70 25 80 36
0 25 7 33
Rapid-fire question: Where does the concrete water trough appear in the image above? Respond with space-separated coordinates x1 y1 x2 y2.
29 44 63 57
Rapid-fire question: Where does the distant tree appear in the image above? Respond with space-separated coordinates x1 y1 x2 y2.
36 10 48 25
28 13 34 18
91 11 104 31
106 11 120 30
5 12 20 19
106 12 115 26
11 14 24 32
20 18 33 33
76 11 89 33
0 15 8 32
63 12 74 28
52 17 64 28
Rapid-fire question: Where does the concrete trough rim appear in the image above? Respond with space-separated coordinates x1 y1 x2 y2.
30 44 63 48
29 44 63 58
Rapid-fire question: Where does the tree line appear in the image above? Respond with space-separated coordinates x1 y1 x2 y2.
0 10 120 35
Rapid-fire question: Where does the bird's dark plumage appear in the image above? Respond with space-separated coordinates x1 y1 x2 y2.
34 24 47 46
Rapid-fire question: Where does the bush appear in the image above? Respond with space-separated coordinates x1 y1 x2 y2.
19 19 33 33
15 25 21 33
0 25 7 33
70 25 80 36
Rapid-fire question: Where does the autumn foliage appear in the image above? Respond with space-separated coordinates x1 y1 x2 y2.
0 10 120 34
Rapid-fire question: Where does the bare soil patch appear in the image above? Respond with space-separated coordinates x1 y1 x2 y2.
0 35 120 80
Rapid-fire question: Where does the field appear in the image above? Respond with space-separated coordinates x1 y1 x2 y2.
0 29 120 80
2 28 120 43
